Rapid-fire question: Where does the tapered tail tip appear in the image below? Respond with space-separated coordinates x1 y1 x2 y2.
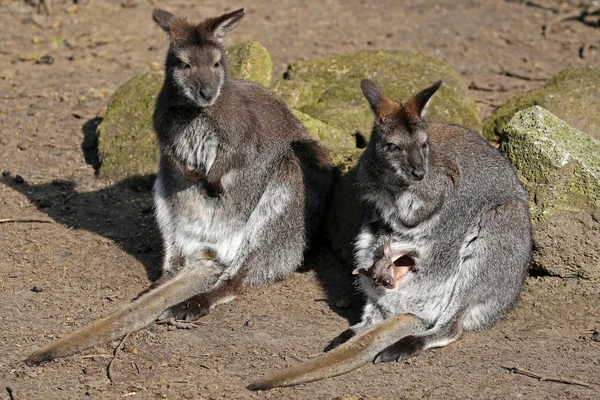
25 350 54 366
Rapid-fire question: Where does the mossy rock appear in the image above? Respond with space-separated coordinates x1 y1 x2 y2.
273 50 481 139
225 40 273 88
98 72 162 180
501 106 600 223
484 66 600 142
291 109 354 150
99 41 274 180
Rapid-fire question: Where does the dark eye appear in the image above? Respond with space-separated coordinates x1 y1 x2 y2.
386 143 401 152
178 60 190 69
422 142 428 150
214 60 221 69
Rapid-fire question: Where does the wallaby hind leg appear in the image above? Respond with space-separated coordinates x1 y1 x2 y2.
374 316 464 363
159 273 245 321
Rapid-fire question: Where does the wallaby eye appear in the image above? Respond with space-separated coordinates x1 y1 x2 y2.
214 60 221 69
422 142 428 150
178 60 190 69
386 143 401 152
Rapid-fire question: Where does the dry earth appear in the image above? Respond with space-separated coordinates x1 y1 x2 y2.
0 0 599 399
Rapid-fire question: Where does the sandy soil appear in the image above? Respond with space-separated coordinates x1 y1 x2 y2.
0 0 599 399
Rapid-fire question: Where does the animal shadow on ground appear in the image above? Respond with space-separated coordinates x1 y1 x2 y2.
1 117 364 325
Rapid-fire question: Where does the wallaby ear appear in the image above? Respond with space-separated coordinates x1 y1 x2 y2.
205 8 245 41
152 8 176 34
383 240 392 260
404 81 442 117
352 267 371 277
361 79 400 123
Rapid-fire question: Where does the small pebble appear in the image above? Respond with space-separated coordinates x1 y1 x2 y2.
244 318 255 327
14 175 25 184
17 142 28 151
31 286 43 293
36 55 54 65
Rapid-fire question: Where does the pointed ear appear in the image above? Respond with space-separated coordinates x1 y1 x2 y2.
352 267 371 277
361 79 400 123
204 8 245 41
404 81 442 117
383 240 392 259
152 8 176 34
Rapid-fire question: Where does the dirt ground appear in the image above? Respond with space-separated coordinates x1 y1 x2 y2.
1 0 599 399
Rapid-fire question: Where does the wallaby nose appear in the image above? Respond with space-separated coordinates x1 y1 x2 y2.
412 168 425 181
200 87 214 101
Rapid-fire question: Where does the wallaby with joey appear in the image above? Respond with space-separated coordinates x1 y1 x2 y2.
249 80 531 389
26 8 332 366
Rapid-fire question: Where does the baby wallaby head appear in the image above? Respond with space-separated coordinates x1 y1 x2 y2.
152 8 245 107
361 79 442 182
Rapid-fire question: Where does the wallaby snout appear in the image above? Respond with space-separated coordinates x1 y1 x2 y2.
408 147 426 181
200 86 215 102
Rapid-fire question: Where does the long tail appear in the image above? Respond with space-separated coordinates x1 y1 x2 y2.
25 264 220 365
248 313 426 390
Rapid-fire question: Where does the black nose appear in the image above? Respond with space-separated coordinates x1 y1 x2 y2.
412 168 425 181
200 87 214 101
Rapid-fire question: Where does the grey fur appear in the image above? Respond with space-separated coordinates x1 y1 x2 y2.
348 79 532 360
152 8 332 320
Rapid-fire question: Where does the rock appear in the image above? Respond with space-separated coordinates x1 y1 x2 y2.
98 41 276 180
501 106 600 222
290 109 354 149
501 106 600 279
273 50 481 139
225 41 273 88
484 66 600 142
98 72 162 180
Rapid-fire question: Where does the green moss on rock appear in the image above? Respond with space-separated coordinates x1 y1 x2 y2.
501 106 600 222
290 109 354 149
98 72 162 180
273 50 481 139
484 66 600 142
226 40 273 87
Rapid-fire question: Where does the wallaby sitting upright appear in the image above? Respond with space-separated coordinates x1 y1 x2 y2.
249 80 531 389
26 8 332 365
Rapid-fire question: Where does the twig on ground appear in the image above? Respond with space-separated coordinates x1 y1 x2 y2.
107 333 131 383
502 365 591 387
79 354 113 359
498 64 548 81
0 218 54 224
6 387 16 400
544 5 600 36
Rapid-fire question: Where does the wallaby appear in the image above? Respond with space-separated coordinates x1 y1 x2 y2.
26 8 332 366
249 80 531 389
